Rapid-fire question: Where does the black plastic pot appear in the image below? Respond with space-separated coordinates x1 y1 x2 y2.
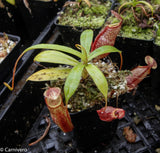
0 6 16 34
114 36 153 103
0 0 26 38
54 0 115 48
115 36 153 70
70 104 119 151
16 0 66 40
151 43 160 104
0 32 21 85
54 22 101 48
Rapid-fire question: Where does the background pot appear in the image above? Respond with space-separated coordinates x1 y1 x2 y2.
54 0 115 48
0 32 21 86
151 42 160 105
114 36 153 105
54 22 101 49
16 0 66 40
115 36 153 70
109 0 155 70
0 0 24 37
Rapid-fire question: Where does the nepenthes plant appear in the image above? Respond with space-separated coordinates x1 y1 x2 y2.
118 0 154 17
4 11 157 134
105 0 158 40
118 0 155 28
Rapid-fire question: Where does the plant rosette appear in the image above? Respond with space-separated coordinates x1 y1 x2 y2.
5 33 156 123
4 30 127 150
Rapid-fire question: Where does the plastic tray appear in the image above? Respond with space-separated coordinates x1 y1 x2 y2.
21 89 160 153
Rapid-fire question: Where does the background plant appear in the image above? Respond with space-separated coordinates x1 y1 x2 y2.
108 0 157 39
57 0 112 29
118 0 154 16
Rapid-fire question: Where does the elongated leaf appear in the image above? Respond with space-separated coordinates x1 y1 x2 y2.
88 46 121 61
3 43 81 91
138 1 153 16
80 29 93 55
6 0 15 5
81 46 88 64
75 44 88 65
64 63 84 104
27 67 71 81
118 2 132 13
34 50 79 66
86 64 108 100
24 44 82 58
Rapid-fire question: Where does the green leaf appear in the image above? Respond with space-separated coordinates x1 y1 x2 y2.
81 46 88 65
27 67 71 81
86 64 108 100
76 44 88 65
88 46 121 61
80 29 93 55
138 1 153 16
24 44 82 59
34 50 79 66
118 2 132 13
6 0 15 5
64 63 84 104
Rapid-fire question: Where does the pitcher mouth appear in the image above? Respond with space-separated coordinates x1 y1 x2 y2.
44 87 62 109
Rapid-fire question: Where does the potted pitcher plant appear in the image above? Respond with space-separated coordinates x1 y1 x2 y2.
107 0 158 69
4 11 157 151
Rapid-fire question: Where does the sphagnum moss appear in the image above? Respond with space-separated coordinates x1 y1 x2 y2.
106 10 155 40
58 0 112 29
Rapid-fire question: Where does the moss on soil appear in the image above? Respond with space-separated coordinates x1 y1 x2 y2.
106 9 155 40
58 0 112 29
155 25 160 45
